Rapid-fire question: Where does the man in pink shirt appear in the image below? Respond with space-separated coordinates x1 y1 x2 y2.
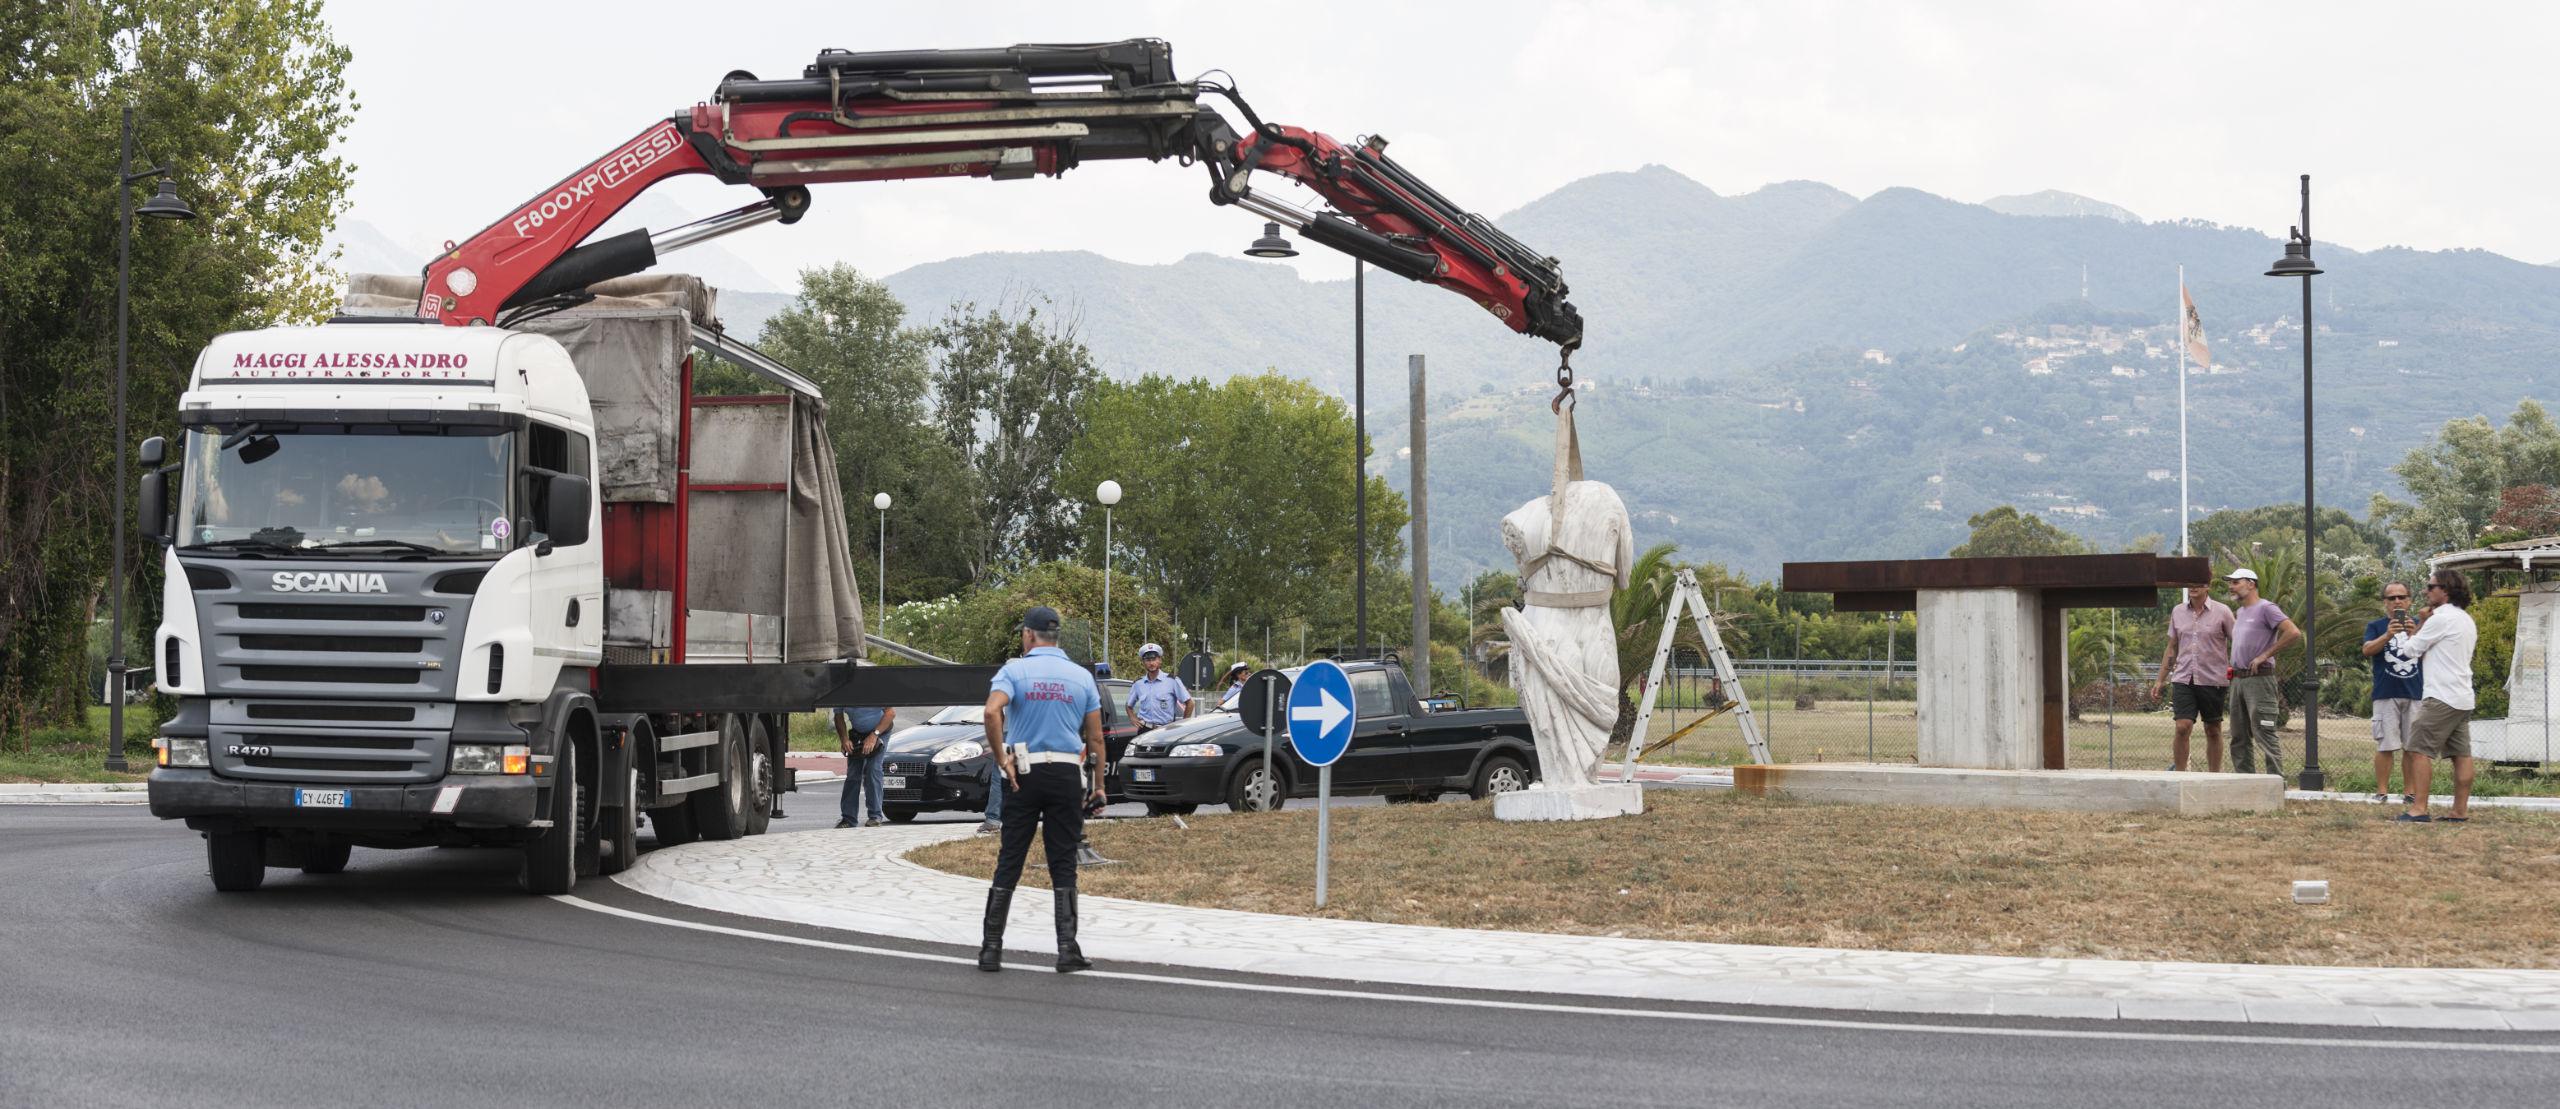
2151 582 2235 771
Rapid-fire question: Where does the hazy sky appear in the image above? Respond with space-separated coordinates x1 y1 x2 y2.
326 1 2559 288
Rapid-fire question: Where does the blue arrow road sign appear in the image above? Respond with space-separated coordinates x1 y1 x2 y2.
1286 659 1355 767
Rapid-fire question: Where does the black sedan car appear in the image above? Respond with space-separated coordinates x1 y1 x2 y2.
879 678 1139 822
1118 661 1536 813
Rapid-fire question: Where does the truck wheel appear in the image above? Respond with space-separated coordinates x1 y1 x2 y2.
1470 755 1529 800
597 768 640 876
1227 762 1286 813
300 836 352 875
207 831 266 892
690 716 750 841
742 717 777 837
647 803 699 846
1144 802 1198 817
521 744 579 895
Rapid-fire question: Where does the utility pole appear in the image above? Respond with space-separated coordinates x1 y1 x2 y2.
1408 353 1430 695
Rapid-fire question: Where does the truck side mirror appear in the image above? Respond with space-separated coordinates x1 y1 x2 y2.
138 470 170 544
138 436 166 467
541 472 591 548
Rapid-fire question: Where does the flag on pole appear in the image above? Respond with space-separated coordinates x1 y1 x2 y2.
2180 284 2211 370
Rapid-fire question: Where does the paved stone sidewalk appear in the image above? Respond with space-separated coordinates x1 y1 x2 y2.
617 824 2560 1030
0 782 148 805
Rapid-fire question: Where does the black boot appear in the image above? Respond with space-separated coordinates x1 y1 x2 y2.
978 886 1013 972
1054 887 1092 973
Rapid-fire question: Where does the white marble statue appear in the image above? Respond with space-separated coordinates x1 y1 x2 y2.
1497 408 1634 791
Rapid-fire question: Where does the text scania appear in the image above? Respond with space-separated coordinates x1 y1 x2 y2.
271 572 391 594
509 123 683 237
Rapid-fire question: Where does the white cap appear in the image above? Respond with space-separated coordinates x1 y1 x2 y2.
2225 568 2259 582
1139 642 1164 658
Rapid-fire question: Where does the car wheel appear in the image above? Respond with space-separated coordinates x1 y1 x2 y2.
207 831 266 892
1470 755 1529 800
886 808 918 824
1226 762 1285 813
1144 802 1198 817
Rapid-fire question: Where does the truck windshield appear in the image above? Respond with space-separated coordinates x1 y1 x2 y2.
177 425 514 556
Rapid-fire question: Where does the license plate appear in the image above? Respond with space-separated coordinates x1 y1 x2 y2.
294 789 351 809
881 776 906 789
1132 769 1157 782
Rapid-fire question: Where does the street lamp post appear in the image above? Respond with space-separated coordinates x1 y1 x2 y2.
2265 174 2325 792
106 105 195 772
1097 480 1122 668
872 492 891 633
1242 221 1370 658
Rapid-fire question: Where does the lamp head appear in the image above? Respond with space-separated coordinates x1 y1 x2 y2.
2265 227 2320 277
136 179 195 221
873 492 892 511
1243 221 1298 259
1097 479 1122 506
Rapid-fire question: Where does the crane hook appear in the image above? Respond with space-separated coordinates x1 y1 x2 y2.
1550 346 1577 414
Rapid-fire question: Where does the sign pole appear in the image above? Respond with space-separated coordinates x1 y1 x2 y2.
1316 765 1332 908
1261 679 1276 811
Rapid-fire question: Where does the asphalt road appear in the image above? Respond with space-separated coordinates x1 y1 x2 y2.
7 790 2558 1108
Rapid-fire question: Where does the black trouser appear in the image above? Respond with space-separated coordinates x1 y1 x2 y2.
991 763 1085 891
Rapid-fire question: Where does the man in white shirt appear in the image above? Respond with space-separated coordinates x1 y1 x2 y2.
2392 570 2480 822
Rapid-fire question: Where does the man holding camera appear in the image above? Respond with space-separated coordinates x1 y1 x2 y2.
2361 582 2424 803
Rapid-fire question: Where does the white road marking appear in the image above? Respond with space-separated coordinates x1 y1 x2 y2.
552 895 2560 1054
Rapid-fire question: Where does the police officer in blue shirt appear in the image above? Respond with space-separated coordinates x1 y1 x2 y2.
979 606 1106 973
1124 641 1192 732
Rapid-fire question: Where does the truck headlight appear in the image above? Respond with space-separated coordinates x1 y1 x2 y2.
931 741 985 764
157 737 208 768
452 743 532 775
1169 743 1227 758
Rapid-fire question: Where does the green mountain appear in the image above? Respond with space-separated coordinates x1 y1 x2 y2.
861 166 2560 582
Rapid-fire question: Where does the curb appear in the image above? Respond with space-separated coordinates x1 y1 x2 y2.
614 825 2560 1031
0 783 150 805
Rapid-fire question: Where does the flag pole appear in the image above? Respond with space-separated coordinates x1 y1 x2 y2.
2178 264 2190 557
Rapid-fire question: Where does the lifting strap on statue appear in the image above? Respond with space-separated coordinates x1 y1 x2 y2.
1519 394 1615 609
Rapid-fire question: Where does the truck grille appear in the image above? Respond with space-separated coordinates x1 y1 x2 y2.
236 634 425 654
236 603 428 622
244 702 416 723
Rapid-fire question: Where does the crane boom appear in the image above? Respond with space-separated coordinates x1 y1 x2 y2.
416 39 1582 352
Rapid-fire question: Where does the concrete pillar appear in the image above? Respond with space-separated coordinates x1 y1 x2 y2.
1915 588 2044 769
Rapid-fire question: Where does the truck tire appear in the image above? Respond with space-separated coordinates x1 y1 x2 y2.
647 803 699 846
689 715 750 841
1470 755 1530 800
1227 762 1286 813
207 831 266 892
597 767 640 876
300 836 352 875
742 716 776 837
521 743 579 895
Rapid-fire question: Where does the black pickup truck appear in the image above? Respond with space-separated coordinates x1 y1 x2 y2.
1115 660 1535 814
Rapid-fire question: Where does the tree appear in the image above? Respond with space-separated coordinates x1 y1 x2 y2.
1 1 354 740
1947 506 2091 558
731 264 980 603
2373 401 2560 556
925 297 1100 579
1057 371 1408 672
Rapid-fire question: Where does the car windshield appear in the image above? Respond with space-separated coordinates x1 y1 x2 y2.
178 425 513 556
927 704 986 725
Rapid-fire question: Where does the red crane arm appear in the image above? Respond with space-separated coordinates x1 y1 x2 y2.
416 40 1580 354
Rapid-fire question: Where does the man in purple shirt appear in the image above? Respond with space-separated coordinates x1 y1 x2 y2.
2151 583 2234 771
2224 568 2304 776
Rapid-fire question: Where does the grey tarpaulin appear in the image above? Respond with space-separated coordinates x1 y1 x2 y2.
339 273 866 661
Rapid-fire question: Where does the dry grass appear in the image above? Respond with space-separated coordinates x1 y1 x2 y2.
910 790 2560 967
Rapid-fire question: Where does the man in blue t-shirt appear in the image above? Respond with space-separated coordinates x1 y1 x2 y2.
831 704 894 827
978 606 1105 973
2361 582 2424 803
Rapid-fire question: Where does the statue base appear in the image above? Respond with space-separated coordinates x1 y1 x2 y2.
1494 781 1644 822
